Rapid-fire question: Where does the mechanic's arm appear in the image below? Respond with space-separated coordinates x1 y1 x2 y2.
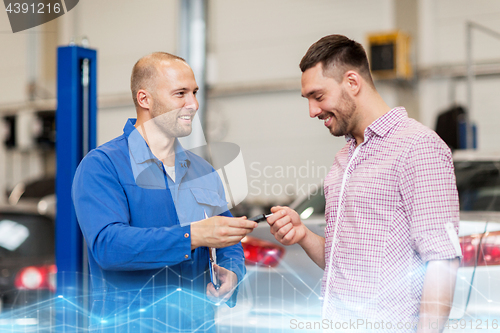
85 215 253 271
72 151 255 271
417 258 460 333
267 206 326 270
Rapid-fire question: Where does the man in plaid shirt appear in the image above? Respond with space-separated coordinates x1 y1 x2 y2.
267 35 461 332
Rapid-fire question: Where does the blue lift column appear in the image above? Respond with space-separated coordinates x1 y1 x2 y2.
55 45 97 330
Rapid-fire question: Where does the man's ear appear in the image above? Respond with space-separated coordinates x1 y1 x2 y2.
137 89 152 110
344 71 361 96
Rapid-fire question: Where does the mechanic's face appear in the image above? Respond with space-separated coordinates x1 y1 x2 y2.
149 60 199 138
301 63 357 137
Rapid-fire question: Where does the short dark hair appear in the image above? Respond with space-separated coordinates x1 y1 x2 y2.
131 52 186 107
300 34 374 87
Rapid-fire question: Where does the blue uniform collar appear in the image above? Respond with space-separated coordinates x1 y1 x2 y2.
124 118 189 165
125 118 190 187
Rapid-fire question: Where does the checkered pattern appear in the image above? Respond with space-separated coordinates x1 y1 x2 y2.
322 107 460 330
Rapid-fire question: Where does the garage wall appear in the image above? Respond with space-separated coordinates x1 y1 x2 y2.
98 105 137 145
207 0 395 203
0 0 397 205
0 0 180 200
208 0 394 85
418 0 500 151
2 0 500 204
72 1 179 98
419 0 500 66
66 0 180 144
0 14 28 105
0 15 26 198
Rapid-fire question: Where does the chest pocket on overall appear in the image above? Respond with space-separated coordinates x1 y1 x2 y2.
176 187 229 226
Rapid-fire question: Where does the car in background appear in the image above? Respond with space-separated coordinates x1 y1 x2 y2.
6 176 54 205
448 150 500 326
0 202 56 314
0 178 56 329
217 150 500 332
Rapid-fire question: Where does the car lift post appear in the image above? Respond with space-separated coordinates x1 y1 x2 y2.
55 45 97 330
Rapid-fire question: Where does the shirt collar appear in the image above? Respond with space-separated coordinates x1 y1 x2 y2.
367 107 407 138
344 107 407 143
124 118 190 165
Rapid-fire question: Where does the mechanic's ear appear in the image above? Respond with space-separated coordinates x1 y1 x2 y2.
137 89 153 111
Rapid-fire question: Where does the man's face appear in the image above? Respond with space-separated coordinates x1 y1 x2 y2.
301 63 357 137
149 60 199 138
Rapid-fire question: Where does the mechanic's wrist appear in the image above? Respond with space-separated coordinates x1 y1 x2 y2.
190 223 201 250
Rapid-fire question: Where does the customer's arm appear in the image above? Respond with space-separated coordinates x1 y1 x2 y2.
400 137 461 331
417 258 459 333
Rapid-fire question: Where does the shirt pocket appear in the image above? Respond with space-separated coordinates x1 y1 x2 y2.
191 187 226 206
176 187 229 226
190 187 228 216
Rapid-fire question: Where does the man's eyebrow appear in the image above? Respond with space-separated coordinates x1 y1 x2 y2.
171 87 191 94
302 89 319 98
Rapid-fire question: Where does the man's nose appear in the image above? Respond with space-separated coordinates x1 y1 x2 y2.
185 93 199 110
309 101 322 118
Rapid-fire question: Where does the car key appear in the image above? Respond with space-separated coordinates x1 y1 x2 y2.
248 213 273 223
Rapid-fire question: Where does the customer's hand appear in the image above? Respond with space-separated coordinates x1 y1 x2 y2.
267 206 307 246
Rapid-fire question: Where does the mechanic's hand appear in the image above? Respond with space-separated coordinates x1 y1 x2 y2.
206 264 238 304
267 206 307 246
191 216 257 249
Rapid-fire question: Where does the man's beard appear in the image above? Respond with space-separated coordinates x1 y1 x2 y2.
329 89 356 137
150 102 193 138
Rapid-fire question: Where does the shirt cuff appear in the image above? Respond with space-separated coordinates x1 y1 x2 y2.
179 225 193 261
416 231 463 262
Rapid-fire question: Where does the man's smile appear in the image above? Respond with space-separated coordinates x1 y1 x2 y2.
318 112 334 127
178 113 195 124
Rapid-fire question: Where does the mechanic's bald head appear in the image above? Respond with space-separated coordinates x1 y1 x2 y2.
131 52 187 107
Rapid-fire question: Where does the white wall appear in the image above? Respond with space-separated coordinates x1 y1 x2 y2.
419 0 500 65
0 0 180 193
0 13 28 105
73 0 179 98
67 0 180 144
209 0 394 85
3 0 500 204
98 106 136 145
207 0 395 203
0 0 397 204
418 0 500 151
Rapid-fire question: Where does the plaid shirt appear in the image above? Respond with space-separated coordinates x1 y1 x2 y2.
322 107 461 331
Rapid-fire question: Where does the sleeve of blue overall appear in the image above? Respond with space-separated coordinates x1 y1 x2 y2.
72 150 194 271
